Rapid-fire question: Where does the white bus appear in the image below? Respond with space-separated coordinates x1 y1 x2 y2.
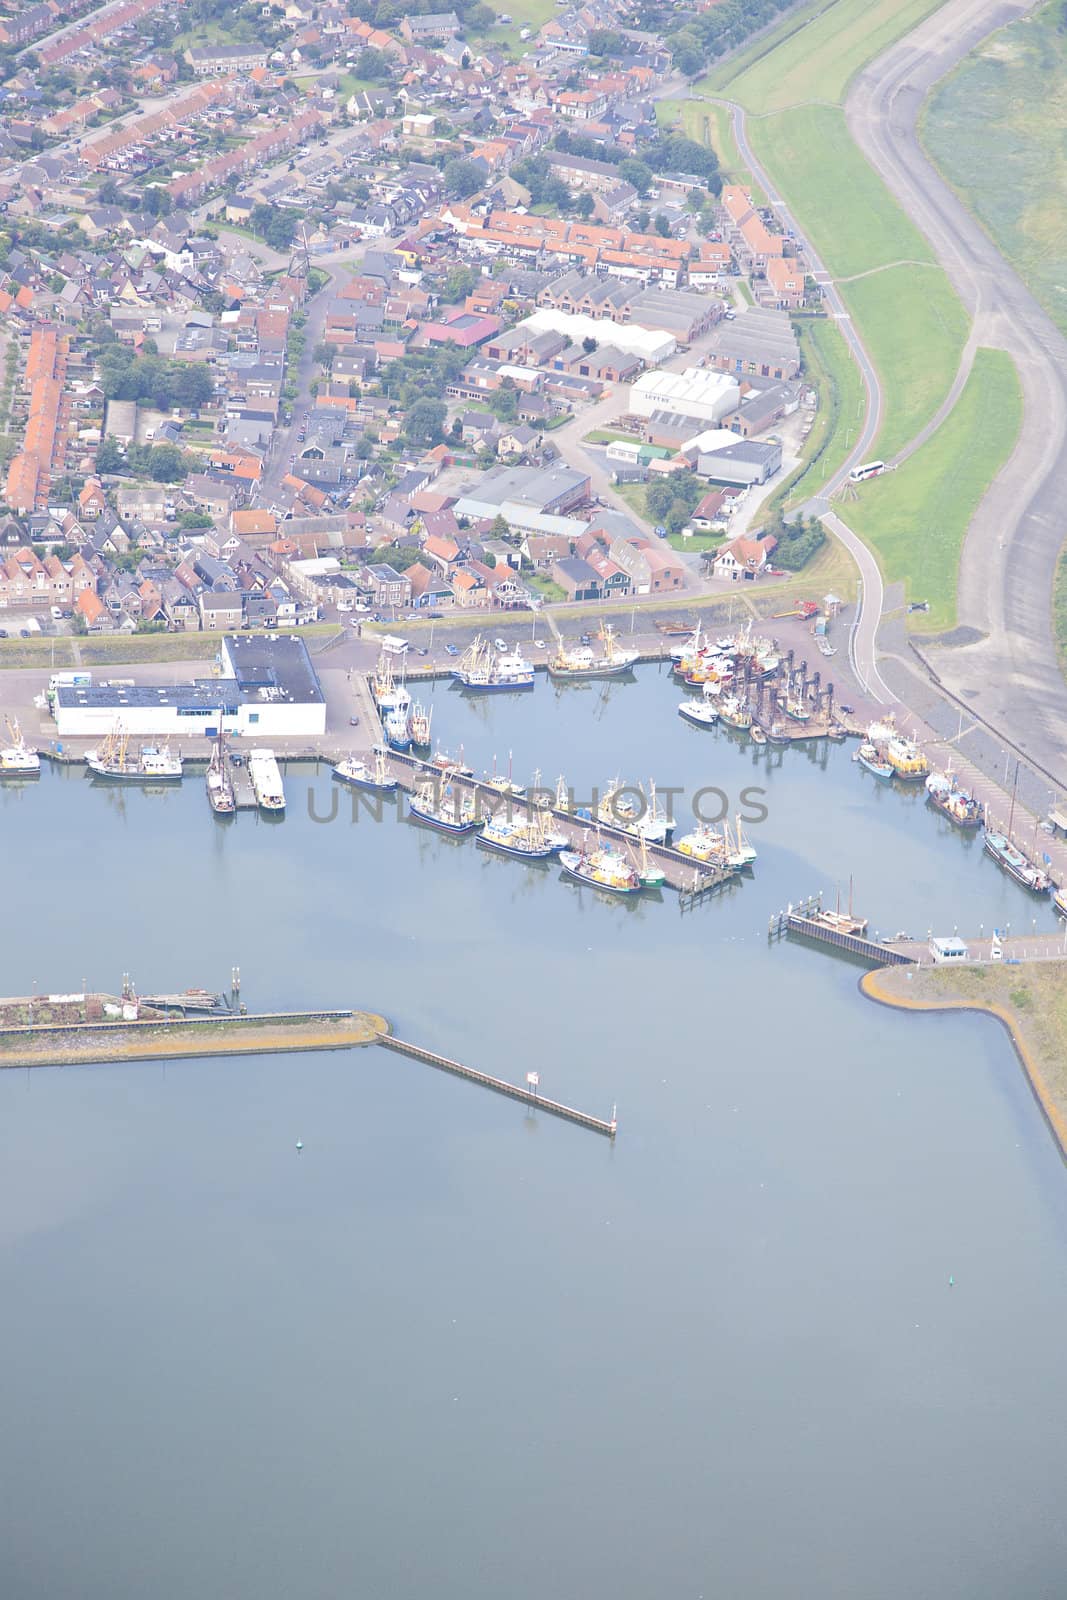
849 460 885 482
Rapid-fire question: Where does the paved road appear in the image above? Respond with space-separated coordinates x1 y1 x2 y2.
847 0 1067 787
720 102 898 704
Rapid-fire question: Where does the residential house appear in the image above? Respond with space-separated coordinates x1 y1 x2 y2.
711 534 778 582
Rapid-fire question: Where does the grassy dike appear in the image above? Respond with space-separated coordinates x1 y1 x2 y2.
844 349 1023 629
862 962 1067 1158
0 1010 390 1070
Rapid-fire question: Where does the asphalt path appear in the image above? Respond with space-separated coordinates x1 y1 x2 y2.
721 102 897 705
846 0 1067 786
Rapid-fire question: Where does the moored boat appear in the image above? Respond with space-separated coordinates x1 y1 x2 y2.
452 636 535 692
206 728 235 814
597 778 672 844
409 701 432 749
408 777 482 834
886 733 928 780
0 716 39 775
678 699 718 729
427 744 473 779
676 823 727 864
547 622 638 680
1055 885 1067 919
477 810 558 859
559 842 642 894
717 693 752 734
750 724 767 746
333 745 397 792
854 741 893 780
248 748 285 811
983 829 1052 894
925 770 983 829
86 724 182 782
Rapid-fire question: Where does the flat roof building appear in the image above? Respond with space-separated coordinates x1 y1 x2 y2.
55 636 327 740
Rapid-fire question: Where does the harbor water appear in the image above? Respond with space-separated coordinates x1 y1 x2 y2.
2 666 1066 1599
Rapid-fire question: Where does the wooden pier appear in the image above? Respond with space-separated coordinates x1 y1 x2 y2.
230 761 257 810
769 894 915 965
379 1033 616 1138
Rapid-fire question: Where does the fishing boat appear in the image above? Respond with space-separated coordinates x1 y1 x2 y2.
86 724 182 781
427 744 473 779
764 722 792 745
409 701 432 749
333 745 397 793
0 716 39 775
559 841 642 895
371 651 406 709
783 696 811 723
717 693 752 734
676 823 727 864
1055 885 1067 919
248 748 285 811
205 729 235 814
678 698 718 729
631 833 667 888
597 778 672 844
750 724 767 746
925 769 983 829
886 733 928 780
669 623 705 664
726 815 757 869
408 777 482 834
854 741 893 780
482 751 524 797
381 684 412 751
983 830 1053 894
452 636 535 692
547 622 638 680
477 808 560 859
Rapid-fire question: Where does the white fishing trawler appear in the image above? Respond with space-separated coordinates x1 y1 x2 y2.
547 622 638 680
333 745 398 792
597 778 673 844
85 723 182 781
452 636 535 692
248 748 285 811
0 716 40 775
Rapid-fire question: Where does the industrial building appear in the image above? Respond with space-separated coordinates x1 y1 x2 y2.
629 367 741 424
518 309 677 366
53 636 327 740
696 439 783 486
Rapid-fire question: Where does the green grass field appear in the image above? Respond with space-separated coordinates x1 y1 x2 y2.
924 2 1067 339
777 316 865 508
746 106 932 278
717 0 945 112
479 0 556 53
743 105 967 459
840 264 969 460
842 349 1022 629
1055 544 1067 681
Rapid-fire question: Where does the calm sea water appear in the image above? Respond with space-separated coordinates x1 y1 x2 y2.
2 667 1066 1600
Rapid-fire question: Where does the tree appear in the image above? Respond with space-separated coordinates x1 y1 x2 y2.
582 336 597 354
634 208 650 232
140 186 172 217
575 192 595 218
655 213 672 237
97 178 123 206
588 27 626 54
180 510 213 528
313 341 337 368
441 264 480 303
355 46 391 80
403 397 446 448
96 438 124 473
490 513 510 540
443 159 484 199
619 158 652 197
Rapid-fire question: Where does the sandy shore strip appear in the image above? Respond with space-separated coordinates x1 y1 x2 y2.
861 963 1067 1159
0 1010 391 1070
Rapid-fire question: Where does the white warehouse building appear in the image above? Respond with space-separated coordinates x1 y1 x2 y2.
520 309 677 365
629 367 741 423
53 636 327 740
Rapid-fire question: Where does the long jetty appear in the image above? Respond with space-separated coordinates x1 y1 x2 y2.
379 1033 616 1138
384 749 739 897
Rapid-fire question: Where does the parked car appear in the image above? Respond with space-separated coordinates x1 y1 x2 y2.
494 637 508 651
444 643 459 656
